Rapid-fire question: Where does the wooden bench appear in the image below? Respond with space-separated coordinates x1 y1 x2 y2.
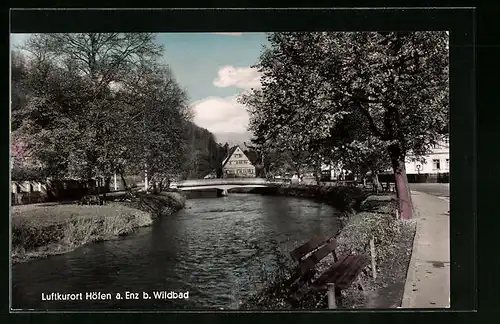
287 234 370 308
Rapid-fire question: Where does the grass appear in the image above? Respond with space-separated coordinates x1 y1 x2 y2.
240 193 417 310
11 192 186 264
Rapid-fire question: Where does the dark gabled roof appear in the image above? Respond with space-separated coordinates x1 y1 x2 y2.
221 145 254 168
221 146 238 168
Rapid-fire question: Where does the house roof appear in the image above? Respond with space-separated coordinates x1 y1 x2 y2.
221 146 238 167
221 145 253 168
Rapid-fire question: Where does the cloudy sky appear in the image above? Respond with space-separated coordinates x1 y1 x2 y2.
10 32 268 145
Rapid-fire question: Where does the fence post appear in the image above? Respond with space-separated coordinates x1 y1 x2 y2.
327 283 337 309
370 237 377 280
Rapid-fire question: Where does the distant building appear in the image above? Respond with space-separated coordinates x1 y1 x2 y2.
405 136 449 175
221 145 256 178
377 135 450 183
320 162 347 181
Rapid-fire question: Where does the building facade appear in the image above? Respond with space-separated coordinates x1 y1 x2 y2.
405 136 449 175
221 145 256 178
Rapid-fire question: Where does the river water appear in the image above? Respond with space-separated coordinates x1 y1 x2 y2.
11 193 342 311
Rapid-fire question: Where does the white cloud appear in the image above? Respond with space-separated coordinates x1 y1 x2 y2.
213 65 262 90
191 95 249 134
212 33 243 36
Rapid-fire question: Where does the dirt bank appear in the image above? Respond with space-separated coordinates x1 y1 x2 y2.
240 193 416 309
11 192 185 264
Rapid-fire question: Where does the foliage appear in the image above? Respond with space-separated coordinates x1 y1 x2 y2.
11 33 215 185
183 123 225 179
241 31 448 157
239 32 449 217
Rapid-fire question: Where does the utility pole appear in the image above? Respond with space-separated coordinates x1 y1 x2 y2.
114 172 118 191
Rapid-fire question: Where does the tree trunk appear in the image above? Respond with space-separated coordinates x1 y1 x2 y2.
315 173 321 186
388 144 413 219
372 171 382 194
120 172 128 190
403 168 414 208
104 177 111 193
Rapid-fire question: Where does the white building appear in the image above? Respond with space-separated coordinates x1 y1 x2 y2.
321 162 349 180
405 136 450 175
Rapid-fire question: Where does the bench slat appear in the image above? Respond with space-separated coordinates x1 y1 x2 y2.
313 255 369 289
297 240 337 275
291 254 368 302
287 239 338 291
335 255 369 289
313 255 350 287
290 234 332 262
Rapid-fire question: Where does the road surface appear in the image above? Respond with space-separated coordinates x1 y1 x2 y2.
408 183 449 198
402 184 450 308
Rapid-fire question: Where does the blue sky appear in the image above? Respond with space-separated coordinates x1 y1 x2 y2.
10 32 269 143
157 33 267 101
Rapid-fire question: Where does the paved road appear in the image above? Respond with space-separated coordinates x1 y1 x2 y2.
409 183 449 198
402 190 450 308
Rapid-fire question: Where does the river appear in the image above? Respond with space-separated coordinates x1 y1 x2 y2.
11 193 342 310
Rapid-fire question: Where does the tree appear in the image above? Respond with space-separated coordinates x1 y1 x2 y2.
11 34 198 191
115 62 192 188
337 137 392 192
13 34 164 183
240 32 449 219
183 123 222 179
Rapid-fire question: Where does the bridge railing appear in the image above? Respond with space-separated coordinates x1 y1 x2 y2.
176 178 288 187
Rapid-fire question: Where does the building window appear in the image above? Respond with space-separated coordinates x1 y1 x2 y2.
445 159 449 170
432 159 441 170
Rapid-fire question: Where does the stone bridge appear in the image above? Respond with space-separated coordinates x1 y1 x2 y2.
174 178 285 196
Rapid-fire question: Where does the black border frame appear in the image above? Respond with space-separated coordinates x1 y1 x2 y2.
6 7 478 322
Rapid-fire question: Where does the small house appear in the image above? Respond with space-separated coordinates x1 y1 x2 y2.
221 145 256 178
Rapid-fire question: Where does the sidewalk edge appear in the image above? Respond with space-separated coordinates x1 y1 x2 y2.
401 191 422 308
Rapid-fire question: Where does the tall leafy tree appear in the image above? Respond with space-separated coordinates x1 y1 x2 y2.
11 34 199 191
240 32 448 219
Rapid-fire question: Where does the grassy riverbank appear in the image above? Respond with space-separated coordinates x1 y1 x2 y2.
239 193 416 309
247 183 368 214
11 192 185 264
